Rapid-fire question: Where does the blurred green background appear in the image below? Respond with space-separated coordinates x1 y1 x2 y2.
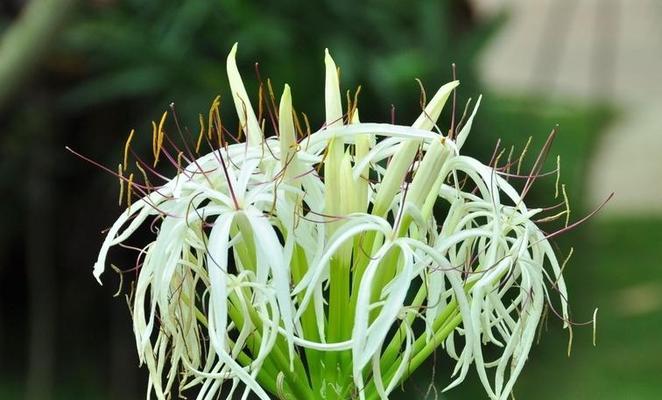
0 0 660 399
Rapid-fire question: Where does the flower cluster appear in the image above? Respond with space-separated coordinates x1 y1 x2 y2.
93 44 570 400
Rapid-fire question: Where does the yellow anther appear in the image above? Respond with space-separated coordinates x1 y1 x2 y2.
292 107 304 139
177 151 184 172
258 83 264 123
536 210 568 223
560 247 574 275
567 323 574 357
301 112 312 150
196 114 205 154
135 161 150 190
127 173 135 208
562 184 571 227
493 147 505 167
208 95 221 140
346 86 362 124
123 129 134 172
267 78 277 114
517 136 532 175
151 121 157 159
415 78 427 110
117 163 124 206
217 121 224 149
153 112 168 167
110 264 124 297
505 145 515 175
592 308 599 346
555 155 561 199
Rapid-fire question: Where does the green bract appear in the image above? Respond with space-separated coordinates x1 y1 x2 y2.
93 44 569 400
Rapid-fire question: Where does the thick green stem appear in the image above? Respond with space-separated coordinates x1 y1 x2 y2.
365 313 462 400
291 244 324 393
227 294 315 399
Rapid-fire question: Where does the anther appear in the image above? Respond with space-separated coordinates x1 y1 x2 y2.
123 129 135 172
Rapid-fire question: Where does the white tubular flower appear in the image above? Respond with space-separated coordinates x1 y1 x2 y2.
92 44 571 400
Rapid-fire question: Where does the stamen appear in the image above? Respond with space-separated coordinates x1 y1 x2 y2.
118 163 124 206
449 63 457 139
292 107 304 140
346 89 352 124
346 86 362 124
505 145 515 177
208 95 221 140
153 111 168 167
111 264 124 297
516 136 533 176
177 151 185 173
495 168 558 179
195 114 205 154
266 78 279 133
257 79 264 124
123 129 135 172
455 98 472 134
215 146 239 210
562 184 571 227
555 155 561 198
131 148 170 182
216 118 224 148
535 210 569 223
493 147 506 169
127 172 135 209
567 323 573 357
415 79 427 111
559 247 574 276
543 192 613 241
301 112 312 150
351 86 362 123
151 120 157 159
169 104 212 186
135 161 152 193
66 146 152 192
521 126 557 199
592 308 598 346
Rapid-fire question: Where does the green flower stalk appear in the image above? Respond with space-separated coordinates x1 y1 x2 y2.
92 44 571 400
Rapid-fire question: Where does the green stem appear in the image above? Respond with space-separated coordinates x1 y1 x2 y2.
228 296 315 399
291 244 323 393
365 313 462 400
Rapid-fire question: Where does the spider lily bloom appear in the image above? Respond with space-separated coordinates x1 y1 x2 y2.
92 44 571 400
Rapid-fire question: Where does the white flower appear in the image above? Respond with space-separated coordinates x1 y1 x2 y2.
93 43 569 400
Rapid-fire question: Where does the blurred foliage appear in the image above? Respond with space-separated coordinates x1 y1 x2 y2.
61 0 503 125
